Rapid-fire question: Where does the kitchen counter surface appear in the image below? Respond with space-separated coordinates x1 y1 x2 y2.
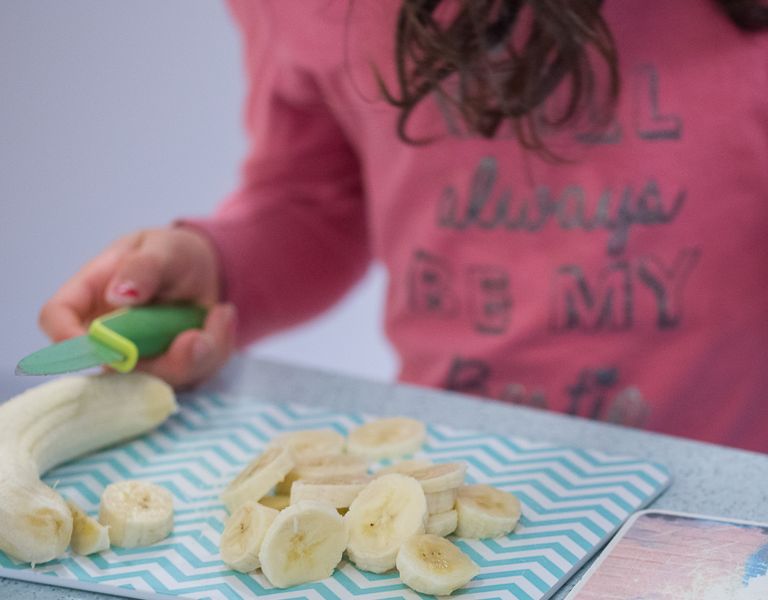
2 356 767 599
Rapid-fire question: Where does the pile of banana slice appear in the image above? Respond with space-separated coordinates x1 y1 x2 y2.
218 417 522 596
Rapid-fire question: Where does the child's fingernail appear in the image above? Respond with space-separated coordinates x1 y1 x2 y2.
192 334 213 364
108 281 140 303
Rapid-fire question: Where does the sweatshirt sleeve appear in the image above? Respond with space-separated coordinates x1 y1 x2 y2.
185 1 370 346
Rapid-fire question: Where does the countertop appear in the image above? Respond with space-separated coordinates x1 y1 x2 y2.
2 356 767 599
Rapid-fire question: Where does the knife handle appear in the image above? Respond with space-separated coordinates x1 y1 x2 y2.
88 304 208 372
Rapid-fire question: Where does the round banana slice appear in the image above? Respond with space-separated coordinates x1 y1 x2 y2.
378 462 466 494
221 447 295 512
425 488 457 514
220 501 278 572
345 473 428 573
67 500 110 555
99 481 174 548
395 533 479 596
259 495 290 511
426 509 458 537
454 484 522 539
258 500 348 588
276 454 368 495
289 475 372 509
270 429 345 462
346 417 426 460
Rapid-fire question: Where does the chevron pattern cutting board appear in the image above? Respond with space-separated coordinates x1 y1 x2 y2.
0 391 670 599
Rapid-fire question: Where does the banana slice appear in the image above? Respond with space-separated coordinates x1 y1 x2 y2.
425 488 457 514
98 481 174 548
289 475 372 509
259 495 290 511
395 533 479 596
271 429 345 462
455 484 522 539
345 473 428 573
258 500 348 588
219 501 278 572
221 447 295 512
276 454 368 495
346 417 426 460
426 509 458 537
378 462 466 494
67 500 110 555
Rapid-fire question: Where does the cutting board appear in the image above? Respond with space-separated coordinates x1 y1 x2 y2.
0 390 670 599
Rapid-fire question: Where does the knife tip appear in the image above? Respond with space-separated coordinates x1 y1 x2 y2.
14 363 31 376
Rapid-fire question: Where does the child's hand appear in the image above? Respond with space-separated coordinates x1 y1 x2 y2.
38 227 236 388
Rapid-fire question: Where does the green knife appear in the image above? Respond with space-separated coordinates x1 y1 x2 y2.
16 304 207 376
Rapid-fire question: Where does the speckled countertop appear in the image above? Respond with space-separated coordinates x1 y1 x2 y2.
2 356 767 599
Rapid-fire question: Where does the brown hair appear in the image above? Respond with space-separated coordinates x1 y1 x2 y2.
381 0 768 151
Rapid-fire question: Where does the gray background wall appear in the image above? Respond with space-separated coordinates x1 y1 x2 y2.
0 1 395 383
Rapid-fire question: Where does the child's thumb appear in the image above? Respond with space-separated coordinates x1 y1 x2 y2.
105 251 167 307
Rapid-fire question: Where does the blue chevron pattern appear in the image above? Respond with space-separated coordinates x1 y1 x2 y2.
0 391 669 599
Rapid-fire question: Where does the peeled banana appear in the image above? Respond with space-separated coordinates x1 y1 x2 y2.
270 429 345 462
67 500 110 556
275 454 368 495
220 501 278 572
345 473 428 573
454 484 522 539
258 500 348 588
220 446 295 512
0 373 176 564
395 534 479 595
346 417 426 460
99 480 174 548
426 509 458 537
289 475 372 509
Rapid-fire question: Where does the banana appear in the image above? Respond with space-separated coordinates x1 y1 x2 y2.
395 533 479 596
0 373 176 564
67 500 110 555
220 446 295 512
270 428 345 462
275 454 368 495
99 480 174 548
219 501 278 572
345 473 428 573
346 417 426 460
289 475 372 509
454 484 522 539
259 494 290 511
258 500 348 588
378 461 466 494
425 489 457 514
426 509 458 537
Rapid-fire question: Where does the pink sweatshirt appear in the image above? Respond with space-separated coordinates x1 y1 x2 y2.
192 0 768 453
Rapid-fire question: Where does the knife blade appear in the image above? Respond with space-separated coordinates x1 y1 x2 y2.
15 304 207 376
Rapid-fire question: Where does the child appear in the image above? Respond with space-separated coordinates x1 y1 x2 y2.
39 0 768 453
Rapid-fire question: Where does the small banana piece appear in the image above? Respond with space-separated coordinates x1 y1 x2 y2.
289 475 372 509
378 461 466 494
454 484 522 539
425 489 457 514
275 454 368 495
221 446 295 512
67 500 110 555
99 480 174 548
259 495 290 511
270 428 345 462
346 417 426 460
345 473 428 573
426 509 458 537
0 373 176 564
219 501 278 572
258 500 348 588
395 534 479 596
